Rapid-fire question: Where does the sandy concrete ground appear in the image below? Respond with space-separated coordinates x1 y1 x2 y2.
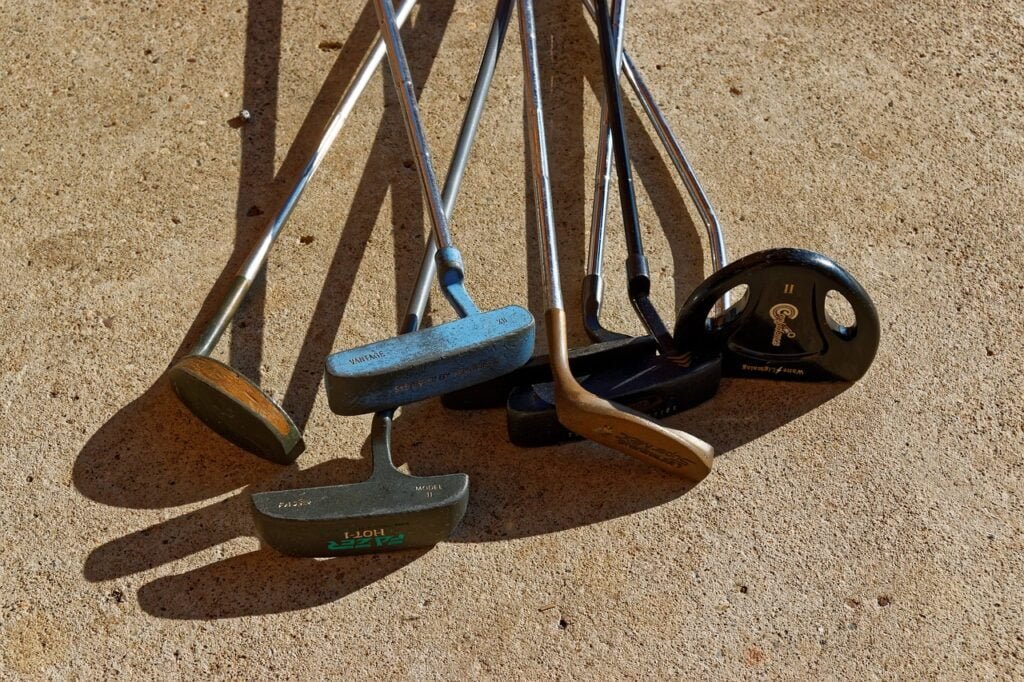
1 0 1022 678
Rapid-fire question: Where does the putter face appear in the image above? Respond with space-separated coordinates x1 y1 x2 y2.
441 334 659 409
325 305 534 415
507 353 721 447
250 472 469 557
674 248 880 382
168 355 304 464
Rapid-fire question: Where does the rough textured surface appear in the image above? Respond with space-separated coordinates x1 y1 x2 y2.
2 0 1022 678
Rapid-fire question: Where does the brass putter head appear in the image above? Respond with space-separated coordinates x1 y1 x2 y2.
168 355 304 465
547 310 713 483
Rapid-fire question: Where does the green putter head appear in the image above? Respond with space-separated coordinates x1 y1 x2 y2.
250 412 468 557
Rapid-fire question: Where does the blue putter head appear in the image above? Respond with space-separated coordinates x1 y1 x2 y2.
326 305 535 415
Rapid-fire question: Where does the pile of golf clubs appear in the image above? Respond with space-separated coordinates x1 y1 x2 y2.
169 0 880 557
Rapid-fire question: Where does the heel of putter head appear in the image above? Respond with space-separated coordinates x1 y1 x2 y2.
674 248 880 382
506 351 720 447
169 354 304 464
251 411 468 557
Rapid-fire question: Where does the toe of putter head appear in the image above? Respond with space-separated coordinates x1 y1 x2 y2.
168 355 304 465
250 472 469 557
440 334 660 409
674 248 881 382
507 353 721 447
325 305 535 415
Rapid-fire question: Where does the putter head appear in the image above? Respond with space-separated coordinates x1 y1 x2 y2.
168 355 304 464
674 248 880 382
441 334 660 409
325 305 535 415
546 310 713 483
250 472 469 557
507 352 721 447
250 412 468 557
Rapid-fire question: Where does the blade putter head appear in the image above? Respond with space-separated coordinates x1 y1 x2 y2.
250 412 468 558
168 355 304 465
440 333 660 409
250 472 469 558
674 248 880 382
325 305 535 415
507 352 721 447
546 310 714 483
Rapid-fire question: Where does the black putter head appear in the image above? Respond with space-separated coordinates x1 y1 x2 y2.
506 352 721 447
441 333 660 409
168 355 304 464
674 248 880 382
250 413 468 557
325 305 535 416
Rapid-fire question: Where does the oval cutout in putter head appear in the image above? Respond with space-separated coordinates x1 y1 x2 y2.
251 410 468 557
674 248 880 382
324 0 534 416
517 0 712 482
166 0 420 464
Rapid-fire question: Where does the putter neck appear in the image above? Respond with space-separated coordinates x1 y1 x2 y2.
435 246 480 317
370 410 401 479
581 274 629 343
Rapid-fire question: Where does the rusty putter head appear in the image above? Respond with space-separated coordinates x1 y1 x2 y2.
674 248 880 382
169 355 304 464
251 411 468 557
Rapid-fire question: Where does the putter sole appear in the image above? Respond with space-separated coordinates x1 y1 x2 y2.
251 473 469 557
168 355 304 464
326 305 535 415
507 352 720 447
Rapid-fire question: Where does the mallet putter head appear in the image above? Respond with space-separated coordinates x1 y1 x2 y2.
674 248 880 382
507 352 721 447
441 333 660 409
325 305 535 415
168 355 304 464
546 310 713 483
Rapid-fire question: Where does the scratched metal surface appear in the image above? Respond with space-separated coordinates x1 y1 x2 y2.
1 0 1021 678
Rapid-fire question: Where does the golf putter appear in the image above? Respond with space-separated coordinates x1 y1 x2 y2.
324 0 535 416
507 0 724 446
518 0 712 481
442 0 723 410
250 0 516 556
167 0 419 464
674 248 880 381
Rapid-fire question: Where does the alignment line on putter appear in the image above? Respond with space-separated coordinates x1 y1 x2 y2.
324 0 534 416
167 0 419 464
517 0 713 480
251 0 517 557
